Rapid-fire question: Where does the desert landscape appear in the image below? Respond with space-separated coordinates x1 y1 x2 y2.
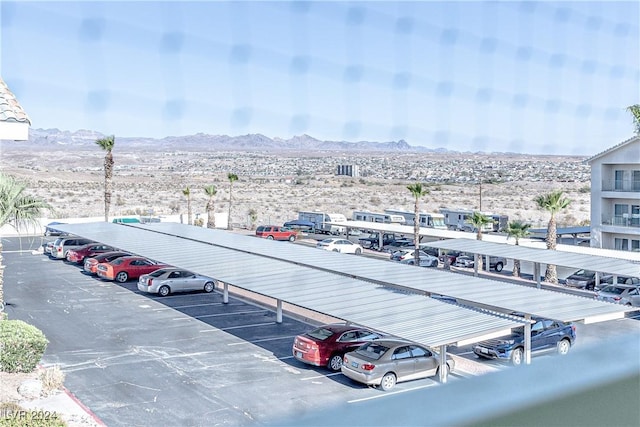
1 134 592 230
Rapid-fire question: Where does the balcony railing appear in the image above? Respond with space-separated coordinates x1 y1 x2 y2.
601 215 640 228
602 179 640 192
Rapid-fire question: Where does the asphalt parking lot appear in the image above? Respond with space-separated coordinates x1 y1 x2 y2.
3 236 476 426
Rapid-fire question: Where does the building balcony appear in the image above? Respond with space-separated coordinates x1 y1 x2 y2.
601 215 640 228
601 179 640 192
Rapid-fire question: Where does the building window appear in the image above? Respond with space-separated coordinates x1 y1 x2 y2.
614 238 629 251
632 240 640 252
614 170 624 190
634 170 640 191
614 204 629 225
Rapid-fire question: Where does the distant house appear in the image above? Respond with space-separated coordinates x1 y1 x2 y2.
336 164 360 177
0 77 30 141
586 136 640 251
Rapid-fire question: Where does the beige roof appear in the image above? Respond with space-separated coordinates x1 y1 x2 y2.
0 77 31 125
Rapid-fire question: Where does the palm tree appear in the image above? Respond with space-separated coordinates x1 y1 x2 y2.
506 221 531 278
204 185 217 229
182 187 192 225
535 190 571 284
627 104 640 135
0 173 51 309
227 173 238 230
406 183 429 265
467 211 492 271
95 135 115 222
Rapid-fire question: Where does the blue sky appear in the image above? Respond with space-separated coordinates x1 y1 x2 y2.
1 1 638 155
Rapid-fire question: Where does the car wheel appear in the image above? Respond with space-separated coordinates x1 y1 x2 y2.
288 235 295 242
380 373 396 391
511 347 524 366
495 262 503 272
328 354 343 371
158 285 170 297
332 249 339 252
115 272 129 283
355 248 362 255
557 339 571 355
203 282 214 293
430 261 438 267
267 235 274 240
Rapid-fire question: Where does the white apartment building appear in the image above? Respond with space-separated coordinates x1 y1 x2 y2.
586 136 640 251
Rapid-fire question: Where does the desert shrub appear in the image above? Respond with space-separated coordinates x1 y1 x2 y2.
40 365 66 395
0 402 65 426
0 320 48 373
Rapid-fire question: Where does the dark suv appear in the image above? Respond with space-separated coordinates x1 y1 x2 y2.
473 316 576 365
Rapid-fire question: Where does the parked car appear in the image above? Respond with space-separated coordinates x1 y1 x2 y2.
439 250 462 265
49 237 96 260
44 222 67 236
83 251 133 275
382 239 414 253
96 256 168 283
316 238 363 255
564 269 597 289
454 254 507 272
390 249 430 262
400 254 439 268
292 324 384 371
358 233 398 251
473 316 576 365
341 339 455 391
255 225 297 241
595 284 640 307
138 268 215 296
418 244 440 257
66 243 116 264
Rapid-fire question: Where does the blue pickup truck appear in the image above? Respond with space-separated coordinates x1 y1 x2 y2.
473 316 576 365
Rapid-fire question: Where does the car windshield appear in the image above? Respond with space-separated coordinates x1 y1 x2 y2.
306 327 334 341
599 286 626 295
320 239 333 243
355 343 389 360
111 258 126 265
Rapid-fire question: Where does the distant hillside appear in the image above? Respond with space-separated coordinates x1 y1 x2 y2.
19 128 447 153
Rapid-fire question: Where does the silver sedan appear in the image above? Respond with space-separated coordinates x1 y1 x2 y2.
138 268 215 297
341 339 455 391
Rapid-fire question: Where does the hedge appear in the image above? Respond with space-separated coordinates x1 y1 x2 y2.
0 320 49 373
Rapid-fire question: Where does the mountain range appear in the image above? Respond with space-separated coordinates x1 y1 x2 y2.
16 128 447 153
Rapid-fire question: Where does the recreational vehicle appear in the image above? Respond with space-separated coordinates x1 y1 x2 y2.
297 211 347 234
352 211 406 224
384 209 446 229
439 208 494 232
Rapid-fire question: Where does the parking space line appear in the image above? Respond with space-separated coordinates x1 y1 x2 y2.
200 322 275 332
301 372 343 381
347 383 438 403
153 302 242 311
227 335 297 346
194 309 267 319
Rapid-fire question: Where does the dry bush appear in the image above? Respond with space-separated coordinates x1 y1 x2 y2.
40 365 65 395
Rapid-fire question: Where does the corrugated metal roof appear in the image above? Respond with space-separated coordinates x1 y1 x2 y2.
50 222 523 348
425 239 640 278
52 222 631 326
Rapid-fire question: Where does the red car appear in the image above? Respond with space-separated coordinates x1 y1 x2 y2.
66 243 116 264
96 256 169 283
255 225 297 241
83 251 132 275
292 324 384 371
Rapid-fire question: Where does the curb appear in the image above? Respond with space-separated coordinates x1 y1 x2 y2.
63 387 106 426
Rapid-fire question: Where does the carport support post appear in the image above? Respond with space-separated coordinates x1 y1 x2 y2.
276 299 283 323
524 314 532 365
473 253 479 277
534 263 541 289
438 345 448 383
223 282 229 304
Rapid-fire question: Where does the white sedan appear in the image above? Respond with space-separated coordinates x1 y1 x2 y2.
316 238 363 255
400 254 439 268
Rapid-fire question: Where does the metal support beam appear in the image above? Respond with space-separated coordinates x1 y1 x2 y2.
524 313 532 365
223 282 229 304
438 344 448 383
473 253 479 277
534 263 541 289
276 299 283 323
